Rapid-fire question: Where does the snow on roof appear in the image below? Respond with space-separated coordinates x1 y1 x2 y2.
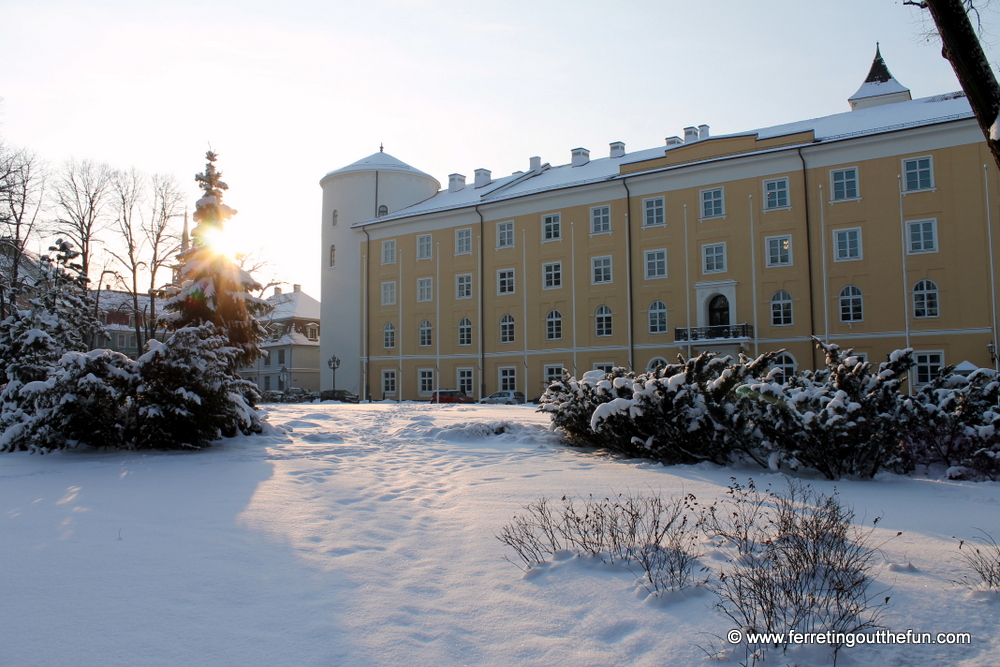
266 289 320 322
262 331 319 348
849 44 910 102
322 151 437 182
91 289 153 312
353 92 973 227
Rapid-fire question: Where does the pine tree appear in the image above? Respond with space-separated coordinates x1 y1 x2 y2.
161 151 270 369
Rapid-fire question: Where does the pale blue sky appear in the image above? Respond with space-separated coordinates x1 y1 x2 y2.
1 0 996 296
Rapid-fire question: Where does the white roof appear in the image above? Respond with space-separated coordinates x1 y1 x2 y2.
354 92 974 227
266 289 320 322
323 151 436 181
850 77 911 102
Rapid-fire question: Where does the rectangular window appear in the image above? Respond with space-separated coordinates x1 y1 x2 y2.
591 205 611 234
117 334 125 348
544 365 564 388
381 239 396 264
593 363 614 373
278 376 285 391
766 235 792 267
417 277 433 302
703 243 726 273
329 244 336 268
381 281 396 306
456 274 472 299
455 228 472 255
907 219 937 254
499 366 517 392
831 167 858 200
419 369 434 394
417 234 433 260
543 213 561 241
644 249 667 278
382 369 397 395
904 157 934 191
701 187 724 218
497 221 514 248
457 368 474 396
592 256 612 284
643 197 665 226
497 269 515 295
264 376 271 391
500 315 514 343
763 178 789 209
543 262 562 289
915 351 943 385
834 228 862 261
277 349 286 365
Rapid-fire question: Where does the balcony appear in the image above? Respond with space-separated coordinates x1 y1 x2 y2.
674 323 754 343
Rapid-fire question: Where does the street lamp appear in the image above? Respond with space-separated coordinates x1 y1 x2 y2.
280 365 288 392
328 355 341 390
989 342 997 366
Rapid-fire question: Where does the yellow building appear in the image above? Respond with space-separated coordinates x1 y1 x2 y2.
320 49 1000 401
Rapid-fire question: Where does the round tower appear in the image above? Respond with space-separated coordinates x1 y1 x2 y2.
319 150 440 397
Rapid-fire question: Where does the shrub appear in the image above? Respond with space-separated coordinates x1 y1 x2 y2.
955 528 1000 590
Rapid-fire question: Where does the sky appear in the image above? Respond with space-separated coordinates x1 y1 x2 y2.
2 0 998 298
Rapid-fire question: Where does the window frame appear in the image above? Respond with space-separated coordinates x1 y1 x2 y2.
913 279 940 319
830 167 859 201
418 368 434 395
417 277 433 303
417 234 433 260
595 305 613 338
455 273 472 300
458 317 473 346
770 353 797 383
546 309 563 340
499 366 517 392
542 212 562 241
765 235 792 267
382 369 397 395
591 255 613 285
328 244 336 268
497 268 515 295
381 281 397 306
906 219 938 254
542 261 563 289
544 364 565 388
770 290 793 327
497 221 514 249
833 227 863 262
457 368 474 396
591 205 611 234
700 187 725 219
499 314 515 344
648 300 667 334
839 285 864 322
763 177 790 210
418 320 432 347
642 196 665 227
455 228 472 255
702 242 727 274
914 351 944 385
903 156 934 192
381 239 396 265
644 249 667 279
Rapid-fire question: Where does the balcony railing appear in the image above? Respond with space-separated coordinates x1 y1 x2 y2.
674 323 754 342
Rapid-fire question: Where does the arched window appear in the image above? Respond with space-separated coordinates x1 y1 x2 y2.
377 204 388 217
546 310 562 340
839 285 863 322
458 318 472 346
419 320 432 347
648 300 667 334
332 209 338 227
329 244 336 268
709 294 730 327
383 322 395 349
770 290 792 326
595 305 612 337
500 314 514 344
647 357 668 373
770 353 797 383
913 280 939 318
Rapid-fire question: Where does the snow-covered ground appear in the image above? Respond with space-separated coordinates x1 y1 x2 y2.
2 402 999 666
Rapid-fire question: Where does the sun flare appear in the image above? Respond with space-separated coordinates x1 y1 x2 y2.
201 225 243 260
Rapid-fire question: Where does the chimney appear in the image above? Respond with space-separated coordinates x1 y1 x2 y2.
683 126 700 143
571 148 590 167
448 173 466 193
293 284 301 292
698 124 710 140
665 136 684 146
529 156 541 172
274 286 282 296
474 168 492 188
609 141 625 158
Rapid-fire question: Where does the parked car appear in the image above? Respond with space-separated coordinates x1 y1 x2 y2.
479 390 526 405
429 389 475 404
320 389 360 403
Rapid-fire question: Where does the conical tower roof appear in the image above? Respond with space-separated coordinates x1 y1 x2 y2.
322 149 437 181
849 44 912 110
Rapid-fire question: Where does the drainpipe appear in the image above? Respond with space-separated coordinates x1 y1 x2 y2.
522 228 529 395
818 184 829 344
362 226 372 401
684 204 692 361
984 165 999 371
475 205 486 399
571 221 578 377
749 194 759 357
435 242 440 394
622 177 635 370
796 147 818 369
398 251 403 402
898 175 912 396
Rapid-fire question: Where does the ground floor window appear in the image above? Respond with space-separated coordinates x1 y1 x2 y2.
419 368 434 394
458 368 474 396
382 369 397 395
499 366 517 391
915 351 943 385
544 364 564 389
593 362 614 373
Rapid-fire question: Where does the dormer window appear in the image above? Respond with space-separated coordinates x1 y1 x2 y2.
377 204 388 217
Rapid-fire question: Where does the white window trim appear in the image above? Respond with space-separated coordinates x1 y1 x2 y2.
542 212 562 242
648 300 668 334
498 366 517 392
590 205 612 235
644 249 667 279
762 178 791 211
839 285 864 323
417 277 433 303
381 281 397 306
699 187 726 220
913 280 940 319
496 221 515 249
418 368 435 395
765 235 793 267
702 242 727 274
829 166 861 203
455 228 473 255
382 369 397 396
381 239 396 265
457 367 474 396
499 314 515 344
591 255 613 285
543 364 565 386
914 350 945 385
642 196 666 227
455 273 473 300
497 268 515 295
417 234 433 260
832 227 863 262
902 155 936 193
771 353 798 380
770 291 794 327
906 218 938 255
593 362 615 373
542 261 562 290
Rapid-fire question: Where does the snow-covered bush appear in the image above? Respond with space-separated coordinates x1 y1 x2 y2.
754 339 913 479
133 323 262 450
900 368 1000 479
538 366 640 448
0 349 136 453
705 479 891 665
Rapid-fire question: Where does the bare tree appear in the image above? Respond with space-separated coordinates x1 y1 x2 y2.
905 0 1000 170
0 144 46 317
142 173 183 341
107 167 147 349
50 158 113 281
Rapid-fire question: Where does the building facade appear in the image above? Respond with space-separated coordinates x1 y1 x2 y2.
320 50 1000 401
241 285 322 394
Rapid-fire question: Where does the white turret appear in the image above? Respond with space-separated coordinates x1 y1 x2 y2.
849 44 912 111
319 149 440 397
